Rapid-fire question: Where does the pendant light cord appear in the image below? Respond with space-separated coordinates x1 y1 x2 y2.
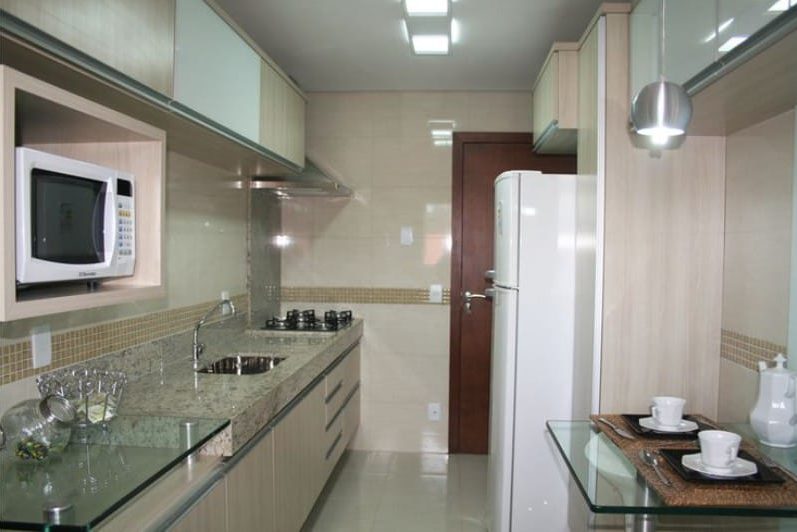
659 0 666 80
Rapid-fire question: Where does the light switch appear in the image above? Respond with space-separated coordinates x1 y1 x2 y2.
400 226 414 246
429 284 443 303
31 325 52 369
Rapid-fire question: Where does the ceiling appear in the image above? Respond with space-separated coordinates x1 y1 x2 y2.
214 0 608 92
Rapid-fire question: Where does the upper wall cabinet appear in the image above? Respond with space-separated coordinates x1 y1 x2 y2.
260 61 306 168
173 0 261 143
630 0 792 98
0 0 176 96
531 43 579 154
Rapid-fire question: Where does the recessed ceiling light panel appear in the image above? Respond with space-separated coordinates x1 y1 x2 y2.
768 0 791 11
405 0 449 17
411 34 450 55
718 35 748 52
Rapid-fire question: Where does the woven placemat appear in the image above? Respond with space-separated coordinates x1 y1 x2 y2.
590 414 797 507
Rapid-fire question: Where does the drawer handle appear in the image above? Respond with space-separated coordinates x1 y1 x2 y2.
325 381 343 404
325 431 343 461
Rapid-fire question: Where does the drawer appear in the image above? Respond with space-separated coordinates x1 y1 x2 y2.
343 388 361 447
323 413 345 479
324 360 347 424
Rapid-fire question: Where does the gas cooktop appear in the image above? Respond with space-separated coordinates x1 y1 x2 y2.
263 309 353 332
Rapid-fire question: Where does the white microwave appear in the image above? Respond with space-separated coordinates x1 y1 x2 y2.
15 147 135 286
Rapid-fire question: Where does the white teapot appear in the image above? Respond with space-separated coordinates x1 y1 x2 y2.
750 354 797 448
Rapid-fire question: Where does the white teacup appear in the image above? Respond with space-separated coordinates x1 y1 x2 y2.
650 396 686 427
699 430 741 470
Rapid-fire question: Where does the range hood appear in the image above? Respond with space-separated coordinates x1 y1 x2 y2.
251 157 352 198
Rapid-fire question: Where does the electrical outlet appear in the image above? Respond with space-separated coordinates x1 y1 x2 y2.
427 402 441 422
221 290 231 315
429 284 443 303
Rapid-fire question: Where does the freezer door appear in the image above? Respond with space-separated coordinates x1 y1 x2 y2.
493 172 520 288
487 285 518 532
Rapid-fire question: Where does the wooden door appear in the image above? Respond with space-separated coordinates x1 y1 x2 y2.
449 132 576 454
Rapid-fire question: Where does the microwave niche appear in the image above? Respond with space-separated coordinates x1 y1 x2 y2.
15 147 135 287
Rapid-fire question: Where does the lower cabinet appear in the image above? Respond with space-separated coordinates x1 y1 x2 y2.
274 382 326 531
226 430 276 532
108 343 361 531
168 479 227 532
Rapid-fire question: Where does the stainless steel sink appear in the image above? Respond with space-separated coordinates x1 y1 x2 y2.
197 354 285 375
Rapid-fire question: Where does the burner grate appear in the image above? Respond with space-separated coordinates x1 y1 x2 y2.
263 309 353 332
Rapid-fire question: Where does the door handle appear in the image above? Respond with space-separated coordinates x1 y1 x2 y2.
463 290 492 314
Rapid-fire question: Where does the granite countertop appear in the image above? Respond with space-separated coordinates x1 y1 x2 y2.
118 319 363 455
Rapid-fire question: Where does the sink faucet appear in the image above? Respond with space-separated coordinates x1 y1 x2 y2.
192 299 236 368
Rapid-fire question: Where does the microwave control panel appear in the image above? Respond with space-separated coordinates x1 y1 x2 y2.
116 178 135 269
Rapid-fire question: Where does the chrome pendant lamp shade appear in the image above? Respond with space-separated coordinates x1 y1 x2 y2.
631 80 692 144
629 0 692 148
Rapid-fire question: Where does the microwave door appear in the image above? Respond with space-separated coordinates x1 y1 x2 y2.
32 170 106 265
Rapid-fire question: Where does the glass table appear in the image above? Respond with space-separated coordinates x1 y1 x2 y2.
0 415 228 530
547 421 797 531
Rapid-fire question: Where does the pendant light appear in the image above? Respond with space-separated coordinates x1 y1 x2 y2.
630 0 692 148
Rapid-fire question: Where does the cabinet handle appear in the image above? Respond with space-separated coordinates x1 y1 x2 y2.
325 381 343 404
325 431 343 461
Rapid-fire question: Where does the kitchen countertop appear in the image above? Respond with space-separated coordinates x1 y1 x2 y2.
0 318 363 530
0 415 228 530
119 318 364 455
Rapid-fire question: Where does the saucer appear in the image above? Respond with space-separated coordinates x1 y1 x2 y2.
639 417 699 433
681 453 758 478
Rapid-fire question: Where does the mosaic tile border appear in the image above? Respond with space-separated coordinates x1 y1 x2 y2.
0 294 248 386
281 286 451 305
720 328 787 371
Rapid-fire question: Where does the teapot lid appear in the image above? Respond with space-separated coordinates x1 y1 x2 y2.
760 353 791 373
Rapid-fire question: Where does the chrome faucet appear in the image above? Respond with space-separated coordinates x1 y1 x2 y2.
192 299 236 368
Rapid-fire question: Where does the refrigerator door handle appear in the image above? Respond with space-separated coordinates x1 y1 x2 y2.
463 290 493 313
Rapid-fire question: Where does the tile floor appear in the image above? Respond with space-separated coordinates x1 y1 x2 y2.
303 451 488 532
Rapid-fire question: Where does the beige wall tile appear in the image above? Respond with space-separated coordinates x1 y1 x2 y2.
312 238 373 287
717 359 758 423
722 110 795 346
352 400 448 453
370 235 451 289
286 91 530 452
723 232 792 344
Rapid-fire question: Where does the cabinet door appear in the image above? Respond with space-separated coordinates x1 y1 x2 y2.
532 48 578 153
0 0 176 96
174 0 260 142
260 61 306 166
577 22 599 176
274 382 325 531
168 479 227 532
226 431 275 532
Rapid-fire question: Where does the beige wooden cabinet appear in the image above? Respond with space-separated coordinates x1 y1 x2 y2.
0 66 166 322
273 343 361 530
0 0 176 96
168 479 227 532
573 7 724 416
260 61 306 167
226 430 276 532
274 382 326 531
532 43 579 154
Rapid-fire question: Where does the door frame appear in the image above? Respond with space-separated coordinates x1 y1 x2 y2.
448 132 534 453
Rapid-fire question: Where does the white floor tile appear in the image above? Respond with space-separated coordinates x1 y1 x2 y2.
305 451 488 532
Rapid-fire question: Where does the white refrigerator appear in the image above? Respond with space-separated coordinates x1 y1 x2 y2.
487 170 595 532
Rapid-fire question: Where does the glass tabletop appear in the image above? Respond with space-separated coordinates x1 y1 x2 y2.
0 415 228 530
547 420 797 518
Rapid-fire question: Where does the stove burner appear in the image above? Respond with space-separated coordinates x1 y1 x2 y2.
262 309 353 332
